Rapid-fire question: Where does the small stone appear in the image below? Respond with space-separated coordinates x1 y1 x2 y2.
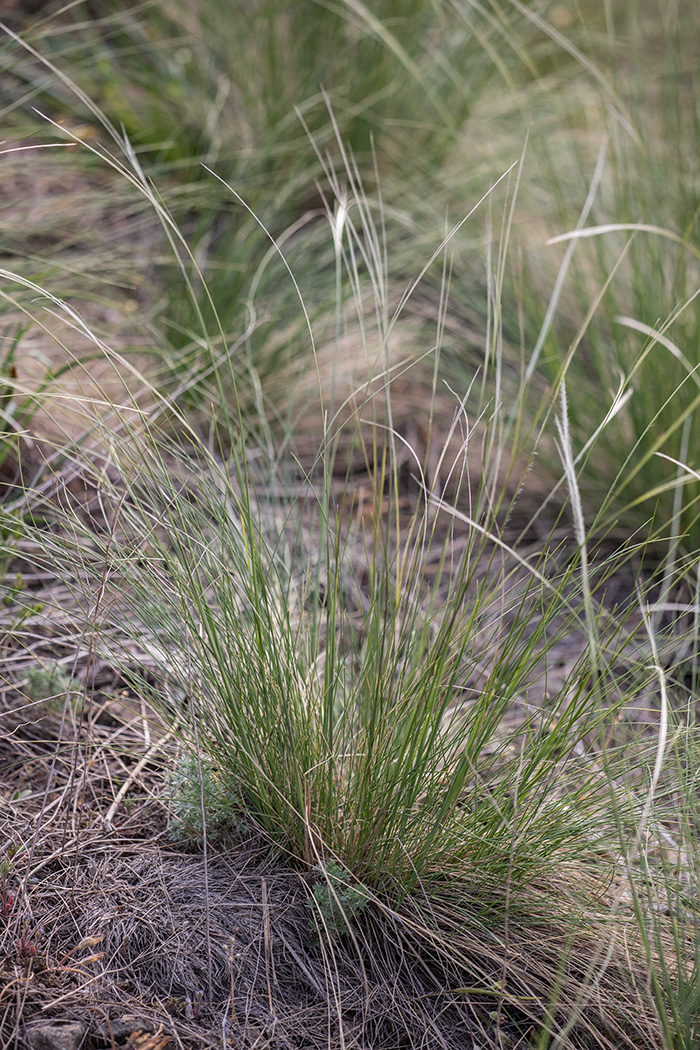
94 1015 155 1044
26 1022 85 1050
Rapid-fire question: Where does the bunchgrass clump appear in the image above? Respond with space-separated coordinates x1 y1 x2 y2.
5 190 680 1047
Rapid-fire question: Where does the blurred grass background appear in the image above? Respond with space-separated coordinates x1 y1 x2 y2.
2 0 698 554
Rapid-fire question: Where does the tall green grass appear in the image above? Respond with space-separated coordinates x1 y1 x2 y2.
2 130 696 1049
458 0 700 555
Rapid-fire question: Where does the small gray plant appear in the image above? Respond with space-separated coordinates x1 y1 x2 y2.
167 751 239 841
25 661 72 709
307 859 369 940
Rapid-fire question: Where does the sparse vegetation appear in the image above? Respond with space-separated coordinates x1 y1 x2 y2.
1 3 699 1049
